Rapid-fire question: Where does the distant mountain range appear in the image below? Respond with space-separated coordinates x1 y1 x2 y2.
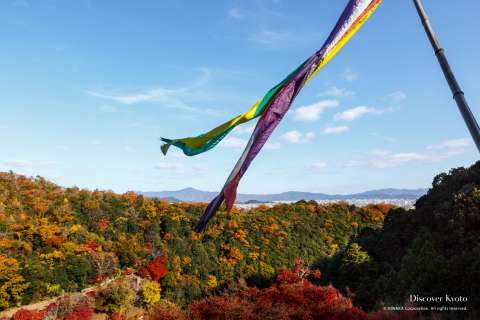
140 187 428 203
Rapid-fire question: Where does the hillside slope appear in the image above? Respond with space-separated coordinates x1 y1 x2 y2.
320 161 480 319
0 171 392 312
1 161 478 319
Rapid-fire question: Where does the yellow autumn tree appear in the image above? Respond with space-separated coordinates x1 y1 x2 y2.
142 280 161 306
0 254 29 310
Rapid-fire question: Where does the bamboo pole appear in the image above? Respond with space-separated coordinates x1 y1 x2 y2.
413 0 480 153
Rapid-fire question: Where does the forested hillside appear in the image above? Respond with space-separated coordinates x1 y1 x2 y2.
0 170 392 318
320 161 480 319
0 161 479 319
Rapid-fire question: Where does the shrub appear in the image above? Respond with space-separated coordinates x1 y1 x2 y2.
146 302 188 320
139 256 168 282
95 279 134 315
55 294 95 320
65 305 94 320
188 263 407 320
142 280 161 306
11 309 45 320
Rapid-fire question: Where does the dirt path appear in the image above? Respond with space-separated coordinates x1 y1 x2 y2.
0 287 95 319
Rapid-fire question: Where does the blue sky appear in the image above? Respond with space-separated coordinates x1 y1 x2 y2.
1 0 479 194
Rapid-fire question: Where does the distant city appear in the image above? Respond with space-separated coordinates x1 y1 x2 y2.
141 187 427 209
235 198 417 210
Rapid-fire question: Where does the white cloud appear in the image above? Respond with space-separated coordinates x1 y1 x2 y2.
191 164 209 174
281 131 302 143
292 100 339 122
369 149 390 157
369 152 428 168
249 29 291 46
124 146 136 153
319 86 354 99
221 133 281 150
155 162 184 171
88 87 185 105
343 160 362 168
322 126 349 135
168 150 188 159
264 141 281 150
427 138 474 157
220 136 248 149
427 138 472 150
280 130 302 143
350 138 473 169
3 160 58 168
228 7 244 19
334 106 383 122
233 124 255 135
311 162 327 170
87 69 218 115
280 130 315 144
384 91 407 103
370 132 395 143
342 68 358 82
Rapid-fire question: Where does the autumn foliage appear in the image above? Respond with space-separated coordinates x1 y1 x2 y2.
146 302 188 320
187 262 414 320
0 171 391 312
2 162 480 319
11 309 45 320
139 256 169 281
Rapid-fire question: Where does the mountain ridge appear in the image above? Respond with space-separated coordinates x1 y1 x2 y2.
140 187 428 203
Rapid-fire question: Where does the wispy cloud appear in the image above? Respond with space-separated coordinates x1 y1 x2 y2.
87 69 219 115
342 68 358 82
155 162 184 173
264 141 281 150
220 136 248 149
427 138 472 150
88 87 188 105
334 106 390 122
3 160 58 168
370 132 395 143
124 146 136 153
224 0 285 25
292 100 339 122
322 126 349 135
233 124 255 135
249 29 291 47
384 90 407 104
368 151 428 168
310 162 327 170
319 86 354 99
219 135 281 150
168 150 188 159
347 138 473 169
248 27 322 49
280 130 315 144
227 6 244 19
